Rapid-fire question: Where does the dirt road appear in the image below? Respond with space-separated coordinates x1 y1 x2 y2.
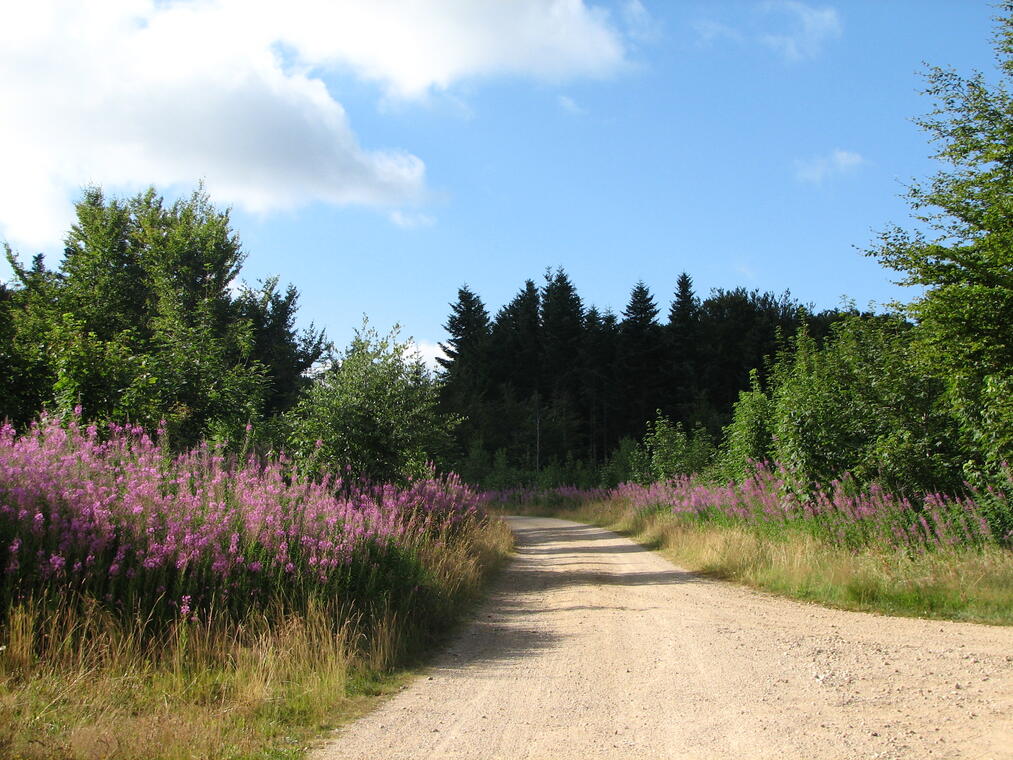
314 517 1013 759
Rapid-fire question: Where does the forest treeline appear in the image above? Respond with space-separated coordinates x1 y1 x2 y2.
436 271 850 485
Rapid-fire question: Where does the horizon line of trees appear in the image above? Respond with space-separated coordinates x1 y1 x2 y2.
435 269 859 485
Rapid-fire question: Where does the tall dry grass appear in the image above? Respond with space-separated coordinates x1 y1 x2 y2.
0 515 513 760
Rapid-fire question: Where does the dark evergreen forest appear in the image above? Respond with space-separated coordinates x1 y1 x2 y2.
436 269 850 486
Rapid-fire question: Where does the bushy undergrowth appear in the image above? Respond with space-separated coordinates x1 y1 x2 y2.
0 413 512 758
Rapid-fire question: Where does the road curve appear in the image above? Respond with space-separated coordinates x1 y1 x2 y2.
313 516 1013 760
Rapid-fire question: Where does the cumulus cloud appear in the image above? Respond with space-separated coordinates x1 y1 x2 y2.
0 0 632 248
410 340 448 372
759 1 842 61
794 149 865 183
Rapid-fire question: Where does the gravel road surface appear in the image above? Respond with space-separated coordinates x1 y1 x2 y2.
313 516 1013 760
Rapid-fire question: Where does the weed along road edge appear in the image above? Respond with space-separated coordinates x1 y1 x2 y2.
313 517 1013 760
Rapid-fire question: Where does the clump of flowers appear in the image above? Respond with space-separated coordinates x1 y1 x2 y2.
484 464 1004 552
0 413 484 622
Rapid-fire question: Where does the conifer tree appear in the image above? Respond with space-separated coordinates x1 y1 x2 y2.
618 281 664 436
437 285 492 458
438 285 491 382
540 268 585 400
490 280 541 397
666 272 700 423
582 306 619 461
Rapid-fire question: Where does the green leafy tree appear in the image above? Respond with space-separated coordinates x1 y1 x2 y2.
771 317 963 496
0 264 55 425
719 368 773 482
697 288 802 418
235 277 328 418
599 436 650 487
642 410 716 481
3 185 320 446
286 324 457 482
868 6 1013 482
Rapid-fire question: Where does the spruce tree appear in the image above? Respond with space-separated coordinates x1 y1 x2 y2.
666 272 700 424
490 280 541 397
540 268 585 399
582 306 620 461
438 285 491 380
618 281 664 437
539 268 586 461
437 285 493 463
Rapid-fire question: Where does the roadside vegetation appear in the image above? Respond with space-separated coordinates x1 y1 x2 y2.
0 413 511 758
0 187 510 758
487 470 1013 625
480 8 1013 626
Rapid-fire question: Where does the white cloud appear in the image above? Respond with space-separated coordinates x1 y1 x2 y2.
410 340 448 372
558 95 587 115
759 1 842 61
794 148 865 183
389 210 436 229
621 0 659 44
0 0 632 248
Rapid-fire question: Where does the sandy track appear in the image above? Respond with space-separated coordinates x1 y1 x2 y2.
313 517 1013 760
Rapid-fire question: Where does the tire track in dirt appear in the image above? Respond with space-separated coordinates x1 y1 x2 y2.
313 517 1013 760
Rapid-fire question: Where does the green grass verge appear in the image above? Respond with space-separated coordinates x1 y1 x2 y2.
510 501 1013 626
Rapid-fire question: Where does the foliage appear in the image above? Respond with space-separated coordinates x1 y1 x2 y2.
0 413 509 760
540 268 585 403
3 186 324 447
868 5 1013 484
0 412 484 627
524 492 1013 626
770 316 963 496
437 269 834 485
286 323 457 482
642 411 716 481
719 368 773 482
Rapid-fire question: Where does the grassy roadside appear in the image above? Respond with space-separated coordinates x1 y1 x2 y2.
508 500 1013 626
0 515 513 760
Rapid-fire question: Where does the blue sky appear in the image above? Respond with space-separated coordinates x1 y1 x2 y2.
0 1 1002 363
